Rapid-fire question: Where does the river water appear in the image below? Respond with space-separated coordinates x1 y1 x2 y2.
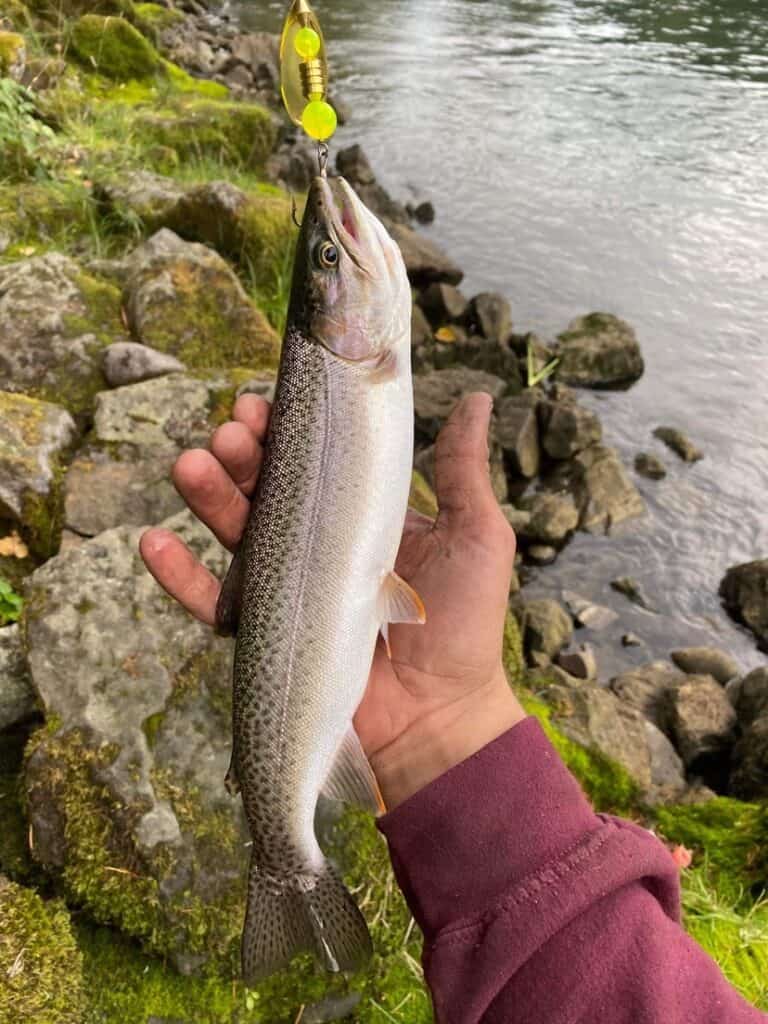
238 0 768 676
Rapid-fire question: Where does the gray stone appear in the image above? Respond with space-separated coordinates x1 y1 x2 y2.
411 303 432 347
64 374 213 537
102 342 185 388
729 667 768 727
549 444 645 534
611 576 656 612
562 590 619 630
622 633 643 647
520 492 579 545
387 222 463 287
303 992 363 1023
523 599 573 660
556 312 644 389
468 292 512 341
661 675 738 768
538 397 602 460
413 368 506 442
730 714 768 799
610 661 684 726
94 172 186 231
526 545 558 565
335 144 376 186
556 643 597 681
670 647 739 685
720 559 768 652
500 505 532 534
415 438 508 506
23 511 247 970
356 184 410 226
653 427 703 463
418 283 469 326
635 452 667 480
0 624 35 731
411 200 435 225
645 720 687 795
495 393 540 479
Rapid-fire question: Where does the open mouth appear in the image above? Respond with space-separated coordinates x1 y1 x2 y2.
319 177 361 246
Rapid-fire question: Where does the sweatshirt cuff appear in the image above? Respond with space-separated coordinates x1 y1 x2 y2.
377 716 601 940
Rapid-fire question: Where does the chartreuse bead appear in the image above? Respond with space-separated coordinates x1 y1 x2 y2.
294 26 321 59
301 99 337 141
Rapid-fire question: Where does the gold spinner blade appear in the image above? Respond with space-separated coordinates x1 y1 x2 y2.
280 0 337 142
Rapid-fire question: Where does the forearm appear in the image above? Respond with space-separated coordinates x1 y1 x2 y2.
377 718 767 1024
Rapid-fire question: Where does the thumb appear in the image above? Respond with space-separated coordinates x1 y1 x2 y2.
433 392 499 530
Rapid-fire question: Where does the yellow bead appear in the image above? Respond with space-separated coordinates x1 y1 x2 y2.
294 26 321 60
301 99 337 141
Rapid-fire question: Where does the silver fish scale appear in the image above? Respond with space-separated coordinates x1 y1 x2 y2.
232 327 377 880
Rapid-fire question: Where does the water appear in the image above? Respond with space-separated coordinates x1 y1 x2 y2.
237 0 768 676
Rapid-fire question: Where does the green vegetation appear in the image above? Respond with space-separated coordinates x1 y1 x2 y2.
69 14 163 81
0 577 23 624
0 78 54 179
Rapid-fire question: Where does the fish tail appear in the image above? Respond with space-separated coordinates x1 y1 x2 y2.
242 854 372 982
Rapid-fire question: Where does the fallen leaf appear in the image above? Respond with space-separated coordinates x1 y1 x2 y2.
0 531 28 559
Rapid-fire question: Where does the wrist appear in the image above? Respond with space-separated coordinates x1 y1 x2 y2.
371 668 527 810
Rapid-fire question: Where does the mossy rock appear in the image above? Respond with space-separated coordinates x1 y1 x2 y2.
135 98 277 171
26 0 129 17
0 29 24 77
0 875 86 1024
0 0 30 31
69 13 163 81
0 180 98 259
132 2 184 43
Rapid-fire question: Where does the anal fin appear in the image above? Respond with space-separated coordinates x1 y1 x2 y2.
322 728 386 815
378 571 426 658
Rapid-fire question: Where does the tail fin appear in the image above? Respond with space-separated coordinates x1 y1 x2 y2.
242 854 373 983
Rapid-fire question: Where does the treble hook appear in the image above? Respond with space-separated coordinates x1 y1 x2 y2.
317 141 329 178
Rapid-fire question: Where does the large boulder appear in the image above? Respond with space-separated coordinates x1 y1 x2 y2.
519 492 579 545
730 715 768 799
522 599 573 661
0 254 126 416
70 14 164 80
0 624 35 731
555 313 644 389
102 341 185 388
413 368 507 442
0 392 76 558
728 667 768 727
418 283 469 326
720 559 768 652
94 171 186 233
653 427 703 463
495 393 540 479
386 222 463 288
123 229 280 371
466 292 512 342
660 675 738 772
670 647 739 685
537 394 602 460
547 444 645 534
610 661 684 726
23 511 247 971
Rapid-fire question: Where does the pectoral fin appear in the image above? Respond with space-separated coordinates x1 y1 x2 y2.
378 571 426 657
215 545 245 637
322 728 385 815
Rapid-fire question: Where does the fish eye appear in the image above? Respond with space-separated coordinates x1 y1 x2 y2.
316 241 339 269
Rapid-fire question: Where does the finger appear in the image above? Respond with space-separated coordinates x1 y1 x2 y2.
210 421 263 497
172 450 250 552
233 394 271 441
140 528 221 626
433 392 499 530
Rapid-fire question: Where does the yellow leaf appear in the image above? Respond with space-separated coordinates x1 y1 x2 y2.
0 531 29 559
435 326 457 344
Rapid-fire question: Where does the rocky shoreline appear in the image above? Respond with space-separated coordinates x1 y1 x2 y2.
1 1 766 1021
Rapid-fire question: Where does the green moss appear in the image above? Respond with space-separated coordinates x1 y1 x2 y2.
0 727 37 884
141 711 164 750
0 0 31 31
69 14 163 81
0 29 24 74
502 611 524 685
201 367 275 427
0 876 86 1024
132 2 183 41
163 58 229 99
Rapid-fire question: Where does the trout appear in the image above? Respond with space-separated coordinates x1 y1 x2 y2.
216 175 424 982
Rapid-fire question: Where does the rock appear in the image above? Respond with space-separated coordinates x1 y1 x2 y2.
436 331 523 384
610 661 684 726
467 293 512 342
0 392 76 558
728 667 768 727
611 576 656 612
495 393 540 479
670 647 739 685
644 720 686 794
303 992 363 1024
563 590 619 630
94 171 186 232
526 544 558 565
123 229 280 370
413 368 507 442
0 624 35 731
70 15 163 80
635 452 667 480
556 313 644 389
501 505 532 534
719 559 768 652
0 253 125 416
227 31 279 83
0 30 25 79
523 599 573 660
653 427 703 463
661 675 738 771
538 396 602 460
622 632 643 647
21 55 67 92
410 200 435 225
411 303 432 348
64 374 214 537
354 183 410 225
266 140 317 192
335 144 376 186
418 283 469 326
102 342 185 388
520 492 579 545
730 714 768 799
556 643 597 681
548 444 645 534
386 222 463 288
415 438 508 506
23 511 247 970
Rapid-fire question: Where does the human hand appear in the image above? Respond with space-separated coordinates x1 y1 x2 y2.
140 392 526 809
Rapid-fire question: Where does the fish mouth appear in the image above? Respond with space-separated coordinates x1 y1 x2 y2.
312 176 369 267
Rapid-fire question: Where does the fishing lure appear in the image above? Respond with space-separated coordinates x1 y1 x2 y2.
280 0 337 144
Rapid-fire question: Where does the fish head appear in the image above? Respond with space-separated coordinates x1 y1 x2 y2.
288 176 411 366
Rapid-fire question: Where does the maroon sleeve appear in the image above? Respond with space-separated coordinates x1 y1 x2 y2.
377 717 767 1024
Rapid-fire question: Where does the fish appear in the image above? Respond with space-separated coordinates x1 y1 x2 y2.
216 174 423 982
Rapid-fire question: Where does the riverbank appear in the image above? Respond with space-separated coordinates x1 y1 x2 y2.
0 2 766 1021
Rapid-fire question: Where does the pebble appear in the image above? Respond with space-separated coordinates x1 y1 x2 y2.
635 452 667 480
